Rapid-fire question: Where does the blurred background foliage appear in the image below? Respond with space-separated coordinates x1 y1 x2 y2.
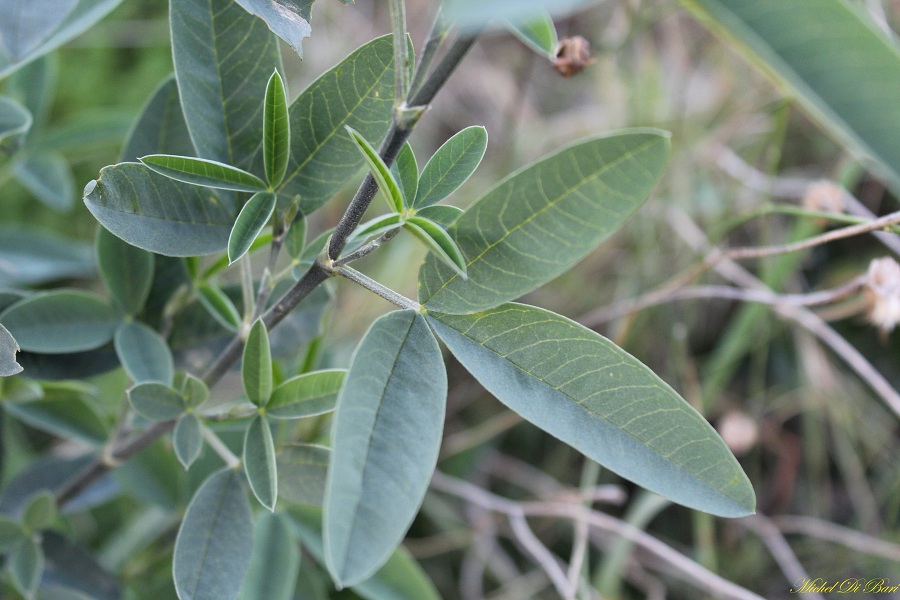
1 0 898 598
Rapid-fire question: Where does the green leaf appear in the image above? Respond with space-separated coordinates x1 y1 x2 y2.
347 127 405 212
0 228 93 288
418 131 670 314
415 205 463 228
197 283 241 332
507 12 558 57
97 227 154 316
324 310 447 586
443 0 590 29
413 126 487 209
404 217 468 280
290 506 441 600
174 413 203 470
13 152 74 212
391 143 418 207
233 0 312 58
427 303 756 517
268 369 345 419
0 291 120 353
0 0 123 79
0 322 23 377
263 70 291 188
114 322 173 385
128 382 185 422
22 491 56 531
182 374 209 409
3 393 108 444
349 213 404 245
684 0 900 194
0 517 25 552
9 536 43 599
174 468 253 600
283 211 307 259
243 320 273 406
239 512 299 600
244 415 277 511
277 444 329 507
83 163 236 257
121 75 194 161
0 0 77 62
171 0 281 172
278 35 397 214
0 95 32 154
140 155 269 193
7 52 56 131
229 192 277 264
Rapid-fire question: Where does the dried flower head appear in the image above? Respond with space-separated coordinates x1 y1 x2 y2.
802 180 844 215
864 256 900 334
553 36 592 78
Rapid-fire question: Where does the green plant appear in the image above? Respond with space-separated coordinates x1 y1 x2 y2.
2 0 899 599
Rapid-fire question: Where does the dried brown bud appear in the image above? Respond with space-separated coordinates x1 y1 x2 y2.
553 36 592 78
864 256 900 334
802 180 844 215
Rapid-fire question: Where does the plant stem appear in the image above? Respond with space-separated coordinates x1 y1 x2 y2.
201 425 241 469
336 266 421 311
389 0 410 104
334 227 401 266
408 9 449 100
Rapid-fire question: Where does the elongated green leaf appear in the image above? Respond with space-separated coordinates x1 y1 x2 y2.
83 163 236 257
9 536 43 598
40 531 122 600
243 320 273 406
174 413 203 470
264 70 291 188
0 0 123 79
508 12 558 57
405 216 467 279
13 152 74 211
128 382 185 422
239 512 299 600
182 374 209 409
0 291 120 353
171 0 280 172
278 35 397 214
419 131 670 314
121 75 194 161
0 517 24 552
197 283 241 332
174 469 253 600
413 126 487 209
277 445 329 506
0 0 76 62
391 143 418 207
684 0 900 194
268 369 345 419
97 227 154 316
244 415 277 511
324 310 447 586
140 155 269 193
4 393 108 444
284 211 306 259
443 0 590 29
291 506 441 600
0 322 22 377
8 55 56 130
114 322 173 385
0 95 32 153
233 0 312 58
229 192 276 264
23 491 56 531
0 228 93 288
415 205 463 227
347 127 404 212
428 304 756 517
349 213 404 245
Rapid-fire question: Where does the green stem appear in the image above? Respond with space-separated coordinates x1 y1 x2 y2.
335 266 421 311
389 0 410 105
201 425 241 469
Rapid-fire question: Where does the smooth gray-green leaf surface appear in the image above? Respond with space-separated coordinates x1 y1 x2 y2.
348 126 404 213
229 192 276 264
684 0 900 194
0 322 23 376
0 228 93 288
427 303 756 517
197 283 241 331
13 152 74 211
174 469 253 600
114 322 173 385
508 12 558 57
4 394 108 443
128 382 185 422
238 512 299 600
9 536 43 598
140 155 268 192
174 413 202 470
277 444 329 506
267 369 345 419
418 131 670 314
443 0 591 29
22 491 56 531
8 55 56 130
182 374 209 409
0 517 24 551
83 163 236 257
121 75 194 161
243 320 272 406
263 70 290 187
277 35 397 214
324 310 447 586
0 291 120 353
404 217 467 280
0 0 76 61
0 95 32 153
415 205 463 228
171 0 280 173
392 142 418 207
97 227 154 316
234 0 312 58
413 126 487 209
244 415 277 511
